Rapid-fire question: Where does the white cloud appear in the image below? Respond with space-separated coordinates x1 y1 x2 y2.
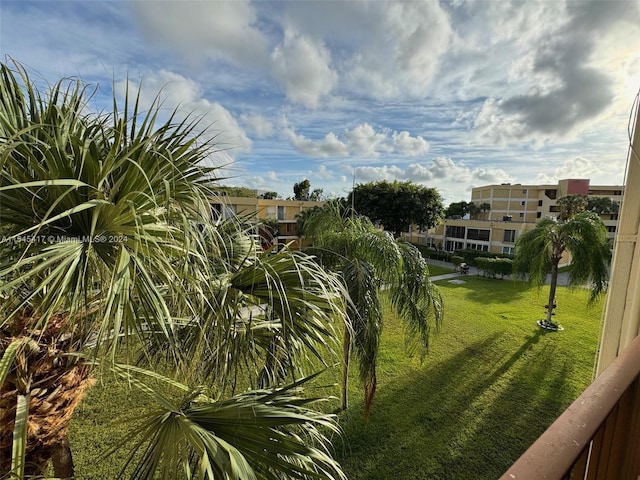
531 156 605 184
115 71 251 153
472 1 640 144
286 123 428 158
316 165 333 180
132 0 268 67
270 30 337 108
240 113 274 138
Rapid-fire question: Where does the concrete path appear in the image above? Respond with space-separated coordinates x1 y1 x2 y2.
426 258 570 285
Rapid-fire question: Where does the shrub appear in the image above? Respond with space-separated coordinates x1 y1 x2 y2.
475 257 513 278
450 256 464 266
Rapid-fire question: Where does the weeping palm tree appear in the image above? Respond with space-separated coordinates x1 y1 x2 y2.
512 212 610 330
0 61 347 479
302 201 443 418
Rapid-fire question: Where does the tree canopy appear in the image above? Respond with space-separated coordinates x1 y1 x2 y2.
348 181 444 237
293 179 311 200
587 196 620 214
217 186 257 197
513 211 610 329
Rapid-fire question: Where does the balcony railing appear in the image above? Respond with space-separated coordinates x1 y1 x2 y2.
500 333 640 480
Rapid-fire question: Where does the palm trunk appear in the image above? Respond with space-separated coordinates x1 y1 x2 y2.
340 328 351 412
0 315 93 476
546 260 560 325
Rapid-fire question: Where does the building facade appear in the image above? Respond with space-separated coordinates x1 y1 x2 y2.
209 194 324 250
406 179 623 254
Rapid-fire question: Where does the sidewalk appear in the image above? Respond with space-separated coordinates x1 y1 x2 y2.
425 258 570 285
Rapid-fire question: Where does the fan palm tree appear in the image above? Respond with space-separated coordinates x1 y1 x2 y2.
302 201 443 418
0 61 347 479
512 212 610 330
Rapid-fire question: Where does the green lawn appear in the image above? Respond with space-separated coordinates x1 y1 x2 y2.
333 277 603 480
426 264 455 277
68 276 603 479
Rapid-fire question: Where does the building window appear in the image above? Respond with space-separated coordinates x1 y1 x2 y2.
503 229 516 243
467 243 489 252
549 205 561 212
520 200 526 206
445 225 466 239
502 246 515 255
266 206 276 217
538 200 543 207
445 240 464 252
522 189 527 194
467 228 490 241
519 212 525 217
537 212 542 218
277 206 285 220
545 189 557 199
607 226 617 233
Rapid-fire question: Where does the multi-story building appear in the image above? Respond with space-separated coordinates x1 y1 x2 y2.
209 194 324 250
407 179 623 255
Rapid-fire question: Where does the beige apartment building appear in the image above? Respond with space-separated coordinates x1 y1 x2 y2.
407 179 623 255
209 194 324 250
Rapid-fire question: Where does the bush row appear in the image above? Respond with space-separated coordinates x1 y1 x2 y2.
475 257 513 278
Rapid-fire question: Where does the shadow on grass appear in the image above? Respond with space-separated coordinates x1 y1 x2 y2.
437 276 530 305
334 327 574 480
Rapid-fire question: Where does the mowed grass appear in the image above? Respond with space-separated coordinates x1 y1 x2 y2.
333 276 603 480
67 276 603 479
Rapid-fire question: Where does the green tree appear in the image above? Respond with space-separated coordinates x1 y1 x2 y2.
512 212 610 330
0 62 347 479
445 201 470 218
302 203 443 417
261 191 278 199
309 188 324 201
348 181 444 237
217 186 257 197
556 194 588 221
587 196 620 214
293 179 311 200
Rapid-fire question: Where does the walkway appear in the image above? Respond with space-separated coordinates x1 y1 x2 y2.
426 258 570 285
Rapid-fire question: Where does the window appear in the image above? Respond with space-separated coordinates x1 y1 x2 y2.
538 200 543 207
519 212 524 217
545 189 557 199
607 226 617 233
445 240 464 252
466 228 490 241
537 212 542 218
520 200 526 206
446 225 466 238
549 205 561 212
503 229 516 243
467 242 488 252
266 206 277 217
522 189 527 194
277 206 285 220
502 246 515 255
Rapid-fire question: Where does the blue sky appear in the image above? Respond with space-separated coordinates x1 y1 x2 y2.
1 1 639 204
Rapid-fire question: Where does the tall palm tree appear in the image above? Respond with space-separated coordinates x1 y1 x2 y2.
512 212 610 329
302 201 443 418
0 62 347 479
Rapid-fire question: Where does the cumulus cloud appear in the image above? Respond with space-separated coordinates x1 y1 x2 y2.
240 113 274 138
473 1 640 144
285 123 429 158
132 0 268 67
115 71 251 152
353 157 512 186
270 30 337 108
531 156 604 184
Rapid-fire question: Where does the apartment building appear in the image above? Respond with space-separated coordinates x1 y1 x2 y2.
209 194 324 250
407 179 623 254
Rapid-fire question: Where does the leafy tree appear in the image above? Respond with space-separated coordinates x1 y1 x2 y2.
445 201 470 218
348 181 444 237
217 186 257 197
261 191 278 199
0 62 348 479
309 188 324 201
556 194 588 221
587 196 620 214
513 212 610 330
302 203 443 418
293 179 311 200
